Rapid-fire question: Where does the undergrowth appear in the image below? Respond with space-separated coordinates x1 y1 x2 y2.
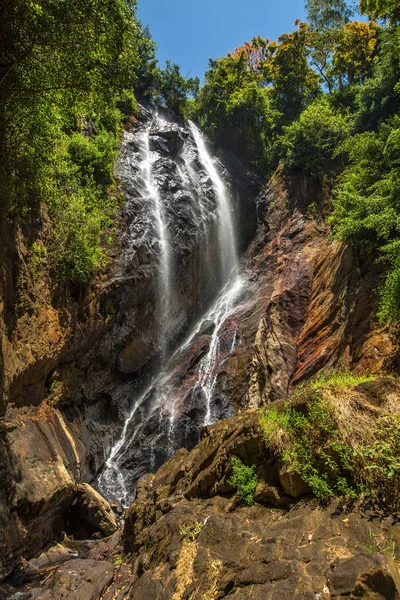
180 521 203 542
260 371 400 510
229 456 258 506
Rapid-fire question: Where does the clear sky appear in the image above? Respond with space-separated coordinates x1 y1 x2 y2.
138 0 307 80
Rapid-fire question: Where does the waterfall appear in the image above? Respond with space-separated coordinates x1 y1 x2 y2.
194 275 243 426
97 384 154 507
97 112 243 506
188 121 238 281
141 123 171 355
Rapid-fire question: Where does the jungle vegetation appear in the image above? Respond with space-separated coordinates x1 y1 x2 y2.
1 0 400 321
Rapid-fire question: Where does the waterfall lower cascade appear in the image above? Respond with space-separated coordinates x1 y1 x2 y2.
98 111 244 506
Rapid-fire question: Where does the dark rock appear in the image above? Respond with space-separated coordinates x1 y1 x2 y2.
0 408 84 580
278 469 311 498
254 482 289 507
328 553 400 598
66 483 118 539
29 558 114 600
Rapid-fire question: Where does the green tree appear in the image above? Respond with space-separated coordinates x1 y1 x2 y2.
0 0 155 284
280 96 351 178
306 0 354 30
354 26 400 131
330 117 400 322
193 52 277 171
0 0 144 213
360 0 400 23
306 0 355 92
331 20 379 86
269 21 321 125
192 23 319 172
154 60 199 116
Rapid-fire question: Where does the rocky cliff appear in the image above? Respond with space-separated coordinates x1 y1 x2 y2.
104 164 398 506
0 105 399 596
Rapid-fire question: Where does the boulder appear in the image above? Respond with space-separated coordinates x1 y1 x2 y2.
278 468 311 498
66 483 118 539
0 407 85 581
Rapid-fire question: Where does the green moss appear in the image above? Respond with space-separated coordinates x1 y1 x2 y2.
308 370 376 391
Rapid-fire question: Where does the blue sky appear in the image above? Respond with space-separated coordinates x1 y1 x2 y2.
138 0 306 80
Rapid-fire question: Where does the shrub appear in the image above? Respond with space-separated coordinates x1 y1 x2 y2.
180 521 203 542
228 456 258 506
28 242 47 278
330 117 400 323
42 115 121 285
67 130 116 187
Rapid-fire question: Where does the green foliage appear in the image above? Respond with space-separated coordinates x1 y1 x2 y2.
0 0 152 285
329 116 400 322
46 124 119 284
191 53 277 172
280 96 351 178
305 0 358 92
259 372 400 508
192 21 319 174
228 456 258 506
308 370 376 389
260 394 356 500
306 0 354 31
28 242 47 278
355 28 400 131
49 380 57 394
180 521 203 542
360 0 400 23
114 555 123 567
269 22 321 126
154 60 199 116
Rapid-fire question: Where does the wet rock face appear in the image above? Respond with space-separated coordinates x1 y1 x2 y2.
0 105 258 579
213 170 396 412
52 105 258 482
98 166 397 507
79 105 256 381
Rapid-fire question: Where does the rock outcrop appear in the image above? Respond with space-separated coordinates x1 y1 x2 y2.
0 104 258 580
115 380 400 598
223 170 397 410
0 405 117 580
5 380 400 598
106 167 399 504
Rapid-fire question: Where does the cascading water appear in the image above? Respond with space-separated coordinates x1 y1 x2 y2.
141 125 171 355
97 111 244 506
194 275 243 426
188 121 238 281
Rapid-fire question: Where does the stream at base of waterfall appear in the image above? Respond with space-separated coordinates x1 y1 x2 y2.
97 113 245 507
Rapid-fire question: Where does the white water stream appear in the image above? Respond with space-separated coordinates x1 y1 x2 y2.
98 115 242 506
188 121 238 281
141 124 171 355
